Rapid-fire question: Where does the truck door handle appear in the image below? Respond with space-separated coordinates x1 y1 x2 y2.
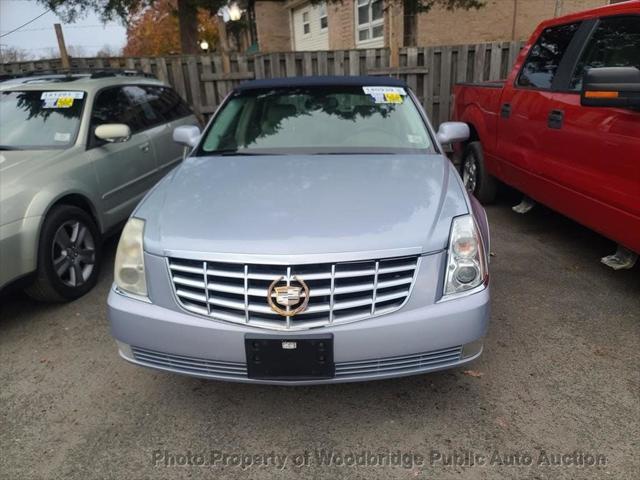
500 103 511 119
548 109 564 129
139 142 150 153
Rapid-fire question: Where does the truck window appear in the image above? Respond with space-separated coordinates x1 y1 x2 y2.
570 15 640 91
517 23 579 89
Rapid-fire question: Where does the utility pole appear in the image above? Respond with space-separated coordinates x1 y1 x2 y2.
511 0 518 40
216 15 231 74
388 4 401 69
54 23 70 69
554 0 563 18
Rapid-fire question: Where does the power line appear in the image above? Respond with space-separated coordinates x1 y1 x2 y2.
0 24 124 34
0 8 52 38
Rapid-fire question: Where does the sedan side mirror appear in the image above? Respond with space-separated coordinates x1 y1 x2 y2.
95 124 131 143
436 122 470 145
581 67 640 109
173 125 201 148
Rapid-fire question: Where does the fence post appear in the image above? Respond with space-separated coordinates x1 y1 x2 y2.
388 5 401 69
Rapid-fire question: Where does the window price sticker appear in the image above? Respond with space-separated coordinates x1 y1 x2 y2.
363 86 406 104
41 91 84 108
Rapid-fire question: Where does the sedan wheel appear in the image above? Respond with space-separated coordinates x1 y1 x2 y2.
52 220 96 288
25 205 102 302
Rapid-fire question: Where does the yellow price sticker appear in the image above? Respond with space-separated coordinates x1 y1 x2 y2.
383 92 403 104
55 97 74 108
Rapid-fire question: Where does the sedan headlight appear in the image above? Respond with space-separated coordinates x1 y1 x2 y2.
114 218 147 297
442 215 487 298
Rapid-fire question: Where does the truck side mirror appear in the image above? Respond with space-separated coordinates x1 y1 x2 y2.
436 122 470 145
581 67 640 109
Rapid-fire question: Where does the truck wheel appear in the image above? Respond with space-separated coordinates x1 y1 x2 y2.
461 141 497 204
25 205 102 302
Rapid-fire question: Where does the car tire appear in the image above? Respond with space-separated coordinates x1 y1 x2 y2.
461 141 498 204
25 205 102 302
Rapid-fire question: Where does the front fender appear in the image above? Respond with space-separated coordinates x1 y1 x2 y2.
25 183 103 232
469 194 490 259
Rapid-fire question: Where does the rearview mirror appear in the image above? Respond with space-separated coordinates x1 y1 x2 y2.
436 122 470 145
95 124 131 143
581 67 640 109
173 125 201 148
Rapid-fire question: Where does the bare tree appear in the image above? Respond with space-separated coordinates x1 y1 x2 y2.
0 46 32 63
95 44 123 57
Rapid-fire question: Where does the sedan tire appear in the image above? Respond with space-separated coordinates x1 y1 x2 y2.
25 205 102 302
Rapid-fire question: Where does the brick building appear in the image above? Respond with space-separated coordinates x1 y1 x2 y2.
252 0 621 52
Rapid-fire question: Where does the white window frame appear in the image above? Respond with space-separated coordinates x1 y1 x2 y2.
355 0 384 47
302 10 311 36
319 3 328 31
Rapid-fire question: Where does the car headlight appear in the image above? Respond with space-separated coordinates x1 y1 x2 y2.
114 217 147 297
442 214 487 298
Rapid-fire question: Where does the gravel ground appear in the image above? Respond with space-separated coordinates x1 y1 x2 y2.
1 197 639 480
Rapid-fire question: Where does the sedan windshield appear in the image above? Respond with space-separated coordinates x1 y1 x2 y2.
0 90 85 150
199 85 434 155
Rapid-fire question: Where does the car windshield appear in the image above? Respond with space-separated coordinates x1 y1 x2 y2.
0 90 86 150
198 85 434 155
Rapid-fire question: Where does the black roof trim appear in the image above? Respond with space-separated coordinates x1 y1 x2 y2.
0 68 156 83
235 75 407 91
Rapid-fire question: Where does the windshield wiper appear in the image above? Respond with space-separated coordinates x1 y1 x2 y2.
207 149 279 156
0 145 21 151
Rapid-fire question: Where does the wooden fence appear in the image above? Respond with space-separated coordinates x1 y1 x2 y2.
0 42 524 126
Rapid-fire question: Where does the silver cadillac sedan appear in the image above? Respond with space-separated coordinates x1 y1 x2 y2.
108 76 490 384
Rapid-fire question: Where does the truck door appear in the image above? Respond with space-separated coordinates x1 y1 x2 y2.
541 15 640 252
495 22 581 192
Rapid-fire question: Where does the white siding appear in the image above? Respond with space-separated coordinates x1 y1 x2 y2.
292 2 329 51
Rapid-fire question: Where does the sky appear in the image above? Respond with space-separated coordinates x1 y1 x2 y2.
0 0 127 58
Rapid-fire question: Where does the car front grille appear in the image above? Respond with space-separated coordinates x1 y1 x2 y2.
167 255 420 330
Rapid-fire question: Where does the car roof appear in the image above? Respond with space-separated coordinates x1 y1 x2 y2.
540 0 639 29
0 72 166 92
235 75 408 91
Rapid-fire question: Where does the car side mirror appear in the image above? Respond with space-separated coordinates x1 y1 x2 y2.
95 124 131 143
581 67 640 109
436 122 470 145
173 125 201 148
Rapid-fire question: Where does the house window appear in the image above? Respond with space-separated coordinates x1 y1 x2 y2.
302 11 310 35
357 0 384 44
319 3 328 30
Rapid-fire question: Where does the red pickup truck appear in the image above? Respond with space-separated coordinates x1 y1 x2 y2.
452 1 640 260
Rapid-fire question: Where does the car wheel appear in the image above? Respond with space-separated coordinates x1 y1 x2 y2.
25 205 102 302
461 141 497 204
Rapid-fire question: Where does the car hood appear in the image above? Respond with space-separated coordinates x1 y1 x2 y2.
137 154 469 261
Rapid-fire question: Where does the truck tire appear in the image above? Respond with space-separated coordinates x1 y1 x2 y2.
461 141 497 204
25 205 102 302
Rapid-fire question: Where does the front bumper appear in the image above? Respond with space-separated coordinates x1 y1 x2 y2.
108 281 490 385
0 216 41 290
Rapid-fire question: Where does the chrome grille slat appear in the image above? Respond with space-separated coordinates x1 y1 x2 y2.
334 347 462 377
168 255 420 330
133 352 247 373
131 345 461 380
337 346 461 366
131 347 247 378
336 351 461 372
